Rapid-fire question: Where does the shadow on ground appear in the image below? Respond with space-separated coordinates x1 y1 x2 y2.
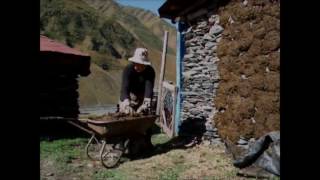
128 117 207 161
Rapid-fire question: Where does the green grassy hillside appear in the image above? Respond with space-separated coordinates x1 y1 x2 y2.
40 0 176 106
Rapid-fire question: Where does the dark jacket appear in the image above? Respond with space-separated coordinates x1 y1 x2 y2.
120 63 155 101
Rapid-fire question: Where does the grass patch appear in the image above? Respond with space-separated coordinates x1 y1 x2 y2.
94 169 128 180
40 138 88 174
158 165 186 180
151 133 171 146
40 134 278 180
40 138 87 158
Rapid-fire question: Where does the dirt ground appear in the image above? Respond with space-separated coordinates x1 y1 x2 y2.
40 134 275 180
214 0 280 143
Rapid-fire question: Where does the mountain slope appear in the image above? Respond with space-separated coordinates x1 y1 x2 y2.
40 0 176 106
82 0 176 82
83 0 164 53
122 6 177 54
40 0 138 60
78 63 122 106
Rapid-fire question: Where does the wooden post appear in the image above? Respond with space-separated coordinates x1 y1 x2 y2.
156 31 169 116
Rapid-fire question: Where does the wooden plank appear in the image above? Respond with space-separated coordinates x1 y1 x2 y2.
162 109 168 128
162 125 172 137
156 31 169 116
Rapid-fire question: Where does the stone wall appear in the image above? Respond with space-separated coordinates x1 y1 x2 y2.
179 13 223 144
177 0 279 148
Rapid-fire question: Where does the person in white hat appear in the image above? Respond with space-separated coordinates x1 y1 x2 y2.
118 48 155 114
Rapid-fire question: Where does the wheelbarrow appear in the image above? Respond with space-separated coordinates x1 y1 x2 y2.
69 113 158 168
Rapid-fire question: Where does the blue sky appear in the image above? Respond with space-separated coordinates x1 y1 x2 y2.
116 0 166 16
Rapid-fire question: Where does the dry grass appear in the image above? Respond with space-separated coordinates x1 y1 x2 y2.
40 134 266 180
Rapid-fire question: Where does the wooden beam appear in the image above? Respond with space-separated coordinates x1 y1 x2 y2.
156 31 169 116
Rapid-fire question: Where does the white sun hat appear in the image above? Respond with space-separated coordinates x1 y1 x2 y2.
128 48 151 65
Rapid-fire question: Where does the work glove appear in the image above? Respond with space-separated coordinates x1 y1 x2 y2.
119 99 134 114
137 98 151 114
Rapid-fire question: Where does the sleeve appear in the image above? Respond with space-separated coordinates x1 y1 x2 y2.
120 65 131 101
144 66 155 99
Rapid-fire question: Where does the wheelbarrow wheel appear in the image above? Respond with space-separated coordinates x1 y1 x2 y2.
85 135 101 160
100 141 123 168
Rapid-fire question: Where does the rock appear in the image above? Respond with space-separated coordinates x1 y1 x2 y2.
46 172 54 177
185 42 196 47
211 57 219 62
209 25 224 35
192 66 204 72
186 26 193 33
185 33 193 40
211 46 217 52
216 37 222 43
196 49 205 54
241 74 248 80
188 98 199 104
214 16 220 25
202 84 212 89
213 134 220 138
184 54 194 59
186 48 195 54
87 163 94 168
206 64 216 70
190 46 202 51
243 0 248 6
185 63 198 68
266 67 270 73
182 91 198 96
183 71 197 80
203 140 211 146
203 34 215 41
211 139 222 144
192 74 205 79
197 21 208 28
209 15 219 24
193 28 203 33
228 16 235 24
204 131 215 137
195 31 205 36
186 38 198 44
202 106 212 111
205 56 212 61
251 117 256 124
237 144 249 150
205 42 217 49
237 139 248 145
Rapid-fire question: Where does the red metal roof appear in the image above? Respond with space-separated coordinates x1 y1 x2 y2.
40 35 89 57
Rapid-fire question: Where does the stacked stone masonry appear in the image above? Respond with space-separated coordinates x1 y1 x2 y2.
180 14 223 144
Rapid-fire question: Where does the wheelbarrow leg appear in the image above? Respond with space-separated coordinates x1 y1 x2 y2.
85 134 101 160
99 139 124 168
